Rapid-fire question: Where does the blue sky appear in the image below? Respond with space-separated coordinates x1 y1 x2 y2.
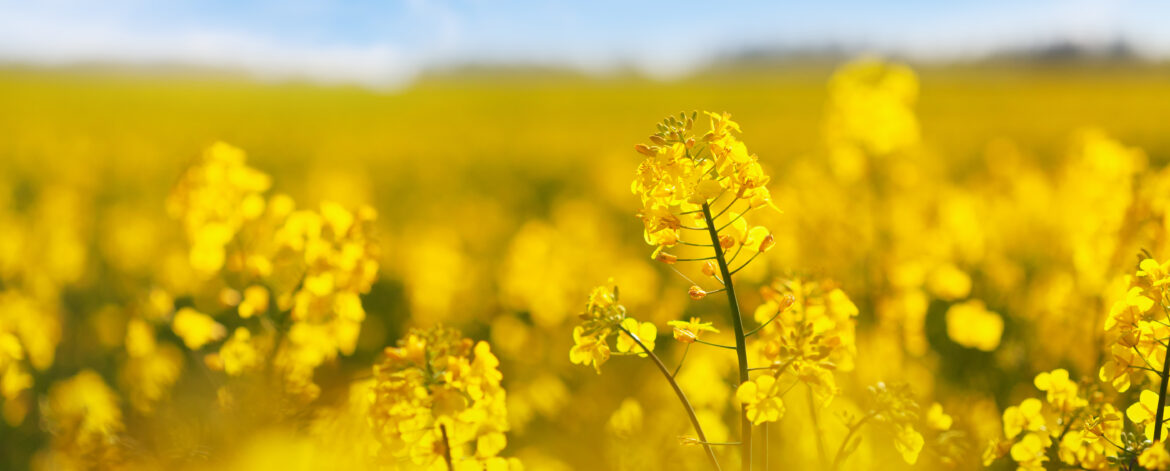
0 0 1165 87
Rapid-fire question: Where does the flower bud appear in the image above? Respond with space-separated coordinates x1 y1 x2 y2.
634 144 655 157
649 135 667 145
777 293 796 311
204 353 224 371
758 234 775 253
688 285 707 300
719 235 735 249
702 261 717 277
685 138 696 149
673 327 697 344
656 252 678 264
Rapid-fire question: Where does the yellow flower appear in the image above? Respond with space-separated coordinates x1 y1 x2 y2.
983 438 1011 466
43 370 123 444
894 424 923 465
824 58 920 155
927 263 971 301
1103 291 1145 332
735 375 785 425
167 141 271 275
569 326 610 374
616 318 656 356
926 402 953 431
1034 369 1086 412
606 398 643 439
945 299 1003 351
238 285 269 319
372 326 516 467
124 318 156 358
219 328 259 376
171 307 226 350
631 111 777 260
666 317 719 343
1127 389 1162 423
1009 433 1050 470
1003 398 1045 439
1127 389 1170 440
1141 442 1170 470
1138 258 1170 286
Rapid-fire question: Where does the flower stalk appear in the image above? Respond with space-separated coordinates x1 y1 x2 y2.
701 202 753 470
1157 348 1170 441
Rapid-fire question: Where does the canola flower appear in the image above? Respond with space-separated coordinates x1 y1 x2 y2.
12 56 1170 470
633 111 777 470
168 141 380 404
572 111 953 471
370 325 520 470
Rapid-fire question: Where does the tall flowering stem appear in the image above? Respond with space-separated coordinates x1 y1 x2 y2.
629 111 778 470
1157 323 1170 442
701 202 753 469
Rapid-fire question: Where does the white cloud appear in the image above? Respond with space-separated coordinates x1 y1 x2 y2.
0 1 422 88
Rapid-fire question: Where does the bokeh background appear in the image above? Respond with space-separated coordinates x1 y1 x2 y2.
3 1 1170 470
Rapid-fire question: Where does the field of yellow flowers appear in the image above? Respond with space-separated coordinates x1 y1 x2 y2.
4 58 1170 470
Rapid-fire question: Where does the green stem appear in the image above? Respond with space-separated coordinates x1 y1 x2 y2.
1156 346 1170 441
440 424 454 470
618 324 722 471
701 202 752 471
1158 298 1170 442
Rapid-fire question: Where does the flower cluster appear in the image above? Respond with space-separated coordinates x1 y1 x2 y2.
823 58 920 157
38 370 125 469
167 141 272 275
856 382 929 465
631 111 776 264
370 326 520 470
0 291 60 425
983 369 1124 470
166 141 380 403
746 278 859 412
1101 258 1170 393
569 282 657 374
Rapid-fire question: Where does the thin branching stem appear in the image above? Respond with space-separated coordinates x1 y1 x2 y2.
695 339 737 350
617 324 722 471
745 308 783 337
717 207 754 232
673 343 691 378
675 256 717 262
714 196 740 220
730 252 762 275
726 244 745 265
